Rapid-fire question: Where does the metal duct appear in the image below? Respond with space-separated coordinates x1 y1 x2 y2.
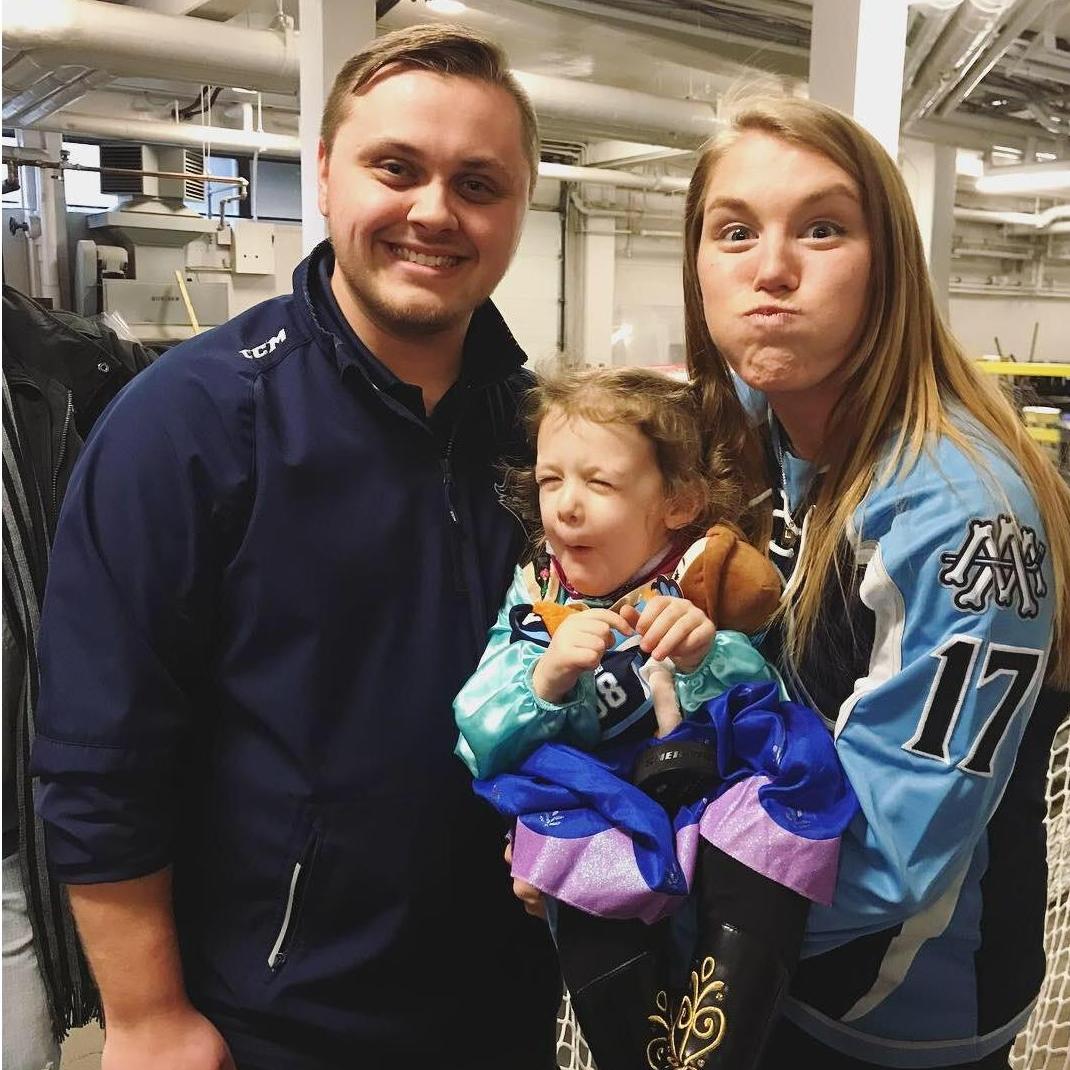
1025 100 1069 136
901 0 1018 126
935 0 1056 116
903 3 960 91
4 67 112 128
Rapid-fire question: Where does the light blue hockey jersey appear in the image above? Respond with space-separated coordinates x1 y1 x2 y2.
762 414 1062 1066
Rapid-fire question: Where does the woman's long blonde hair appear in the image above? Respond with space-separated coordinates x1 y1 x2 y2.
683 94 1070 687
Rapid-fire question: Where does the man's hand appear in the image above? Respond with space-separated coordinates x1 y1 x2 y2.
102 1004 236 1070
620 596 714 673
531 609 633 703
504 839 545 920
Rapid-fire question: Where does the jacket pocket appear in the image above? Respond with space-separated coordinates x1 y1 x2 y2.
266 826 320 973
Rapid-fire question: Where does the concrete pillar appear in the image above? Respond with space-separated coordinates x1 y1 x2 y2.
16 129 69 309
809 0 909 159
298 0 374 252
900 137 957 317
578 215 616 366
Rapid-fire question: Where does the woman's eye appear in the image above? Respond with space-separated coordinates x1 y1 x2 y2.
588 479 613 489
805 220 844 240
718 224 754 243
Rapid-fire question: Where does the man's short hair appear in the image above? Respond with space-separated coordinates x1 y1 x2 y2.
320 23 540 194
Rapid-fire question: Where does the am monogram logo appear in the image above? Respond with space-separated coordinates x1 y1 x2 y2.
939 515 1047 619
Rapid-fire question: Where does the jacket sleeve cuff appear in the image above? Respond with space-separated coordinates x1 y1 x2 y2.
528 664 601 748
33 736 175 883
674 629 779 712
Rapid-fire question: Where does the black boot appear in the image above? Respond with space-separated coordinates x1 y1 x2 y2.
647 843 809 1069
555 903 670 1070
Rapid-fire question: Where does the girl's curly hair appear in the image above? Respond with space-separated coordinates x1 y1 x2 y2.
504 366 745 553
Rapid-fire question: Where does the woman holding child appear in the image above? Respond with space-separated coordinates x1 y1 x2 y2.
458 93 1069 1070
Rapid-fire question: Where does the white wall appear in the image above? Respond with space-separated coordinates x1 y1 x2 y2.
949 296 1070 361
492 208 562 366
613 247 685 368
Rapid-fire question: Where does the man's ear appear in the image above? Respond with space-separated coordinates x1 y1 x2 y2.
317 139 330 219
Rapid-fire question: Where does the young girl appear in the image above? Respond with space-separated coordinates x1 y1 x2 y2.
454 368 856 1070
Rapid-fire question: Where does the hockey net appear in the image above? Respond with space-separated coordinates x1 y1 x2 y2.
1013 716 1070 1070
555 719 1070 1070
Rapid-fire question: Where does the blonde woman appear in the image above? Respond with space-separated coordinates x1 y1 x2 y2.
683 95 1070 1069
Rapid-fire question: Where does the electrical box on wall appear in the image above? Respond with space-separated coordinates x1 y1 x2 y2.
232 221 275 275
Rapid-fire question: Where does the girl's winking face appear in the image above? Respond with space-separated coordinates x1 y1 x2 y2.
535 411 694 597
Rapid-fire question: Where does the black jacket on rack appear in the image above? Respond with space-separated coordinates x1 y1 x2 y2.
2 284 153 1038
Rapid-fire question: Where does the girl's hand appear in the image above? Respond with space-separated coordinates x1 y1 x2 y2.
620 596 715 673
531 609 633 703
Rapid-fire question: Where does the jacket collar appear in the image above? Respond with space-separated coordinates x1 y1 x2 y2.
292 240 528 391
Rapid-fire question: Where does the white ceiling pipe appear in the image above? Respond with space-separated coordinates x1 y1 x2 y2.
513 72 720 150
30 112 694 193
3 0 299 94
34 112 303 157
541 161 690 192
936 0 1056 116
902 0 1018 126
6 0 722 150
954 204 1070 228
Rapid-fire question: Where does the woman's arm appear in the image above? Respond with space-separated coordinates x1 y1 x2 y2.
801 450 1054 951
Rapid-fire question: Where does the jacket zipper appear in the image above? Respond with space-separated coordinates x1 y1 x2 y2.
441 426 468 595
49 390 74 528
268 830 318 972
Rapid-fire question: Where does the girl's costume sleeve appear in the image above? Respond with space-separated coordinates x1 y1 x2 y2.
674 629 784 713
454 566 600 780
799 440 1055 955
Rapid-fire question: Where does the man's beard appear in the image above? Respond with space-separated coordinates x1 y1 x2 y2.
334 246 473 339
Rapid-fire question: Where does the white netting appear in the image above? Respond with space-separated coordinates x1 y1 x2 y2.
555 719 1070 1070
1013 717 1070 1070
556 989 596 1070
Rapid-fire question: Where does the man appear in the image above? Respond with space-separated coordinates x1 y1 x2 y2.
32 25 561 1069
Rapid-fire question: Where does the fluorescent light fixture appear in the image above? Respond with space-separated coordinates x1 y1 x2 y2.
426 0 467 13
975 160 1070 195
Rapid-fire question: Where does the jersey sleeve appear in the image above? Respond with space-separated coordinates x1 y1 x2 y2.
30 354 254 883
804 450 1054 953
453 567 600 779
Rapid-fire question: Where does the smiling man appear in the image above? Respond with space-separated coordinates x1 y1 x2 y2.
31 25 560 1070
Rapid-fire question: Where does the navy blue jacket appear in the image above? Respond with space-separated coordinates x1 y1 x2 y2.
32 243 560 1067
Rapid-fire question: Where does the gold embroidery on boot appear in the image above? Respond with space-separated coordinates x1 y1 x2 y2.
646 957 727 1069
